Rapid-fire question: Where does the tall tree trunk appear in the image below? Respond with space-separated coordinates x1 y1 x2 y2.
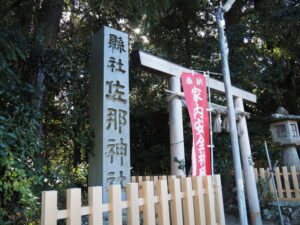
283 60 299 114
37 0 64 48
32 0 64 138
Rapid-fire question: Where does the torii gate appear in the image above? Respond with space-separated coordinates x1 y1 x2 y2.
132 50 261 224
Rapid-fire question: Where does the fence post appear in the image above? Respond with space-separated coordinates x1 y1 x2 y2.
254 168 258 183
214 175 225 225
41 191 57 225
88 186 103 225
282 167 292 199
131 176 136 183
156 180 171 225
169 178 184 225
109 185 122 225
259 168 265 181
159 175 167 180
67 188 81 225
181 177 195 225
126 183 140 225
142 181 156 225
202 176 216 225
153 176 159 184
275 167 284 199
192 176 206 225
266 169 275 195
291 166 300 198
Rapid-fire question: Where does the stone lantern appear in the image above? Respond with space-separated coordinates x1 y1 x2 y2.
270 107 300 170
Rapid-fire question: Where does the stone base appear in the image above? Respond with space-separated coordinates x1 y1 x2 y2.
261 201 300 225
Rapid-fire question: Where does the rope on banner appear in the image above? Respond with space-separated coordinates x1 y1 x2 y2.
205 71 215 178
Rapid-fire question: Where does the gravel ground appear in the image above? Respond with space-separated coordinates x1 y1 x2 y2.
225 214 277 225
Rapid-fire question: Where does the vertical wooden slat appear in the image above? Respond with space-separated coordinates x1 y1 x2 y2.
138 176 143 183
145 176 151 181
126 183 140 225
168 175 176 192
131 176 136 183
291 166 300 198
254 168 258 183
181 177 195 225
142 181 156 225
275 167 284 199
259 168 266 181
153 177 159 219
168 175 176 182
109 185 122 225
153 176 159 183
67 188 81 225
202 176 216 225
159 175 167 180
267 169 275 195
88 187 102 225
191 176 206 225
214 175 225 225
169 178 183 225
156 180 171 225
138 176 143 197
282 167 292 199
41 191 57 225
259 168 266 200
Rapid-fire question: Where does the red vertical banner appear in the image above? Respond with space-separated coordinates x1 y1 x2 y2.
181 73 211 176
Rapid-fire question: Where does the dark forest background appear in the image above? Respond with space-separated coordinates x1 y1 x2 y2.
0 0 299 223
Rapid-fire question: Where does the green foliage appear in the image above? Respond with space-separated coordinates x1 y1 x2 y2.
0 29 43 223
173 157 186 172
130 77 170 174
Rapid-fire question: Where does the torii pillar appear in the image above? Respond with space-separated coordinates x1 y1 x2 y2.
132 50 262 224
235 97 262 225
169 76 186 175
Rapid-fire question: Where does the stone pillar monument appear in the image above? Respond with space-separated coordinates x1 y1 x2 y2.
89 26 130 203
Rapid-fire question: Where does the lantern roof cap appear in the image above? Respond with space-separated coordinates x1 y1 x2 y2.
271 107 300 122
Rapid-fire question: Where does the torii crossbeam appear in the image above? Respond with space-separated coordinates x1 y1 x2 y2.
132 50 256 102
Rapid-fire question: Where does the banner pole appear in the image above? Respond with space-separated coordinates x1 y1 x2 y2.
215 7 248 225
206 72 215 177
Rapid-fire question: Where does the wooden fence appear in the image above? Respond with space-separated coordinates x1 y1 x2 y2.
254 166 300 201
41 175 225 225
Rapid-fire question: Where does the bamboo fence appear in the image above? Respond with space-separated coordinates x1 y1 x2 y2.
254 166 300 201
41 175 225 225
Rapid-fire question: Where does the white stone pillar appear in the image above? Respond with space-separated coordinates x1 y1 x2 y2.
168 76 185 175
235 97 262 225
